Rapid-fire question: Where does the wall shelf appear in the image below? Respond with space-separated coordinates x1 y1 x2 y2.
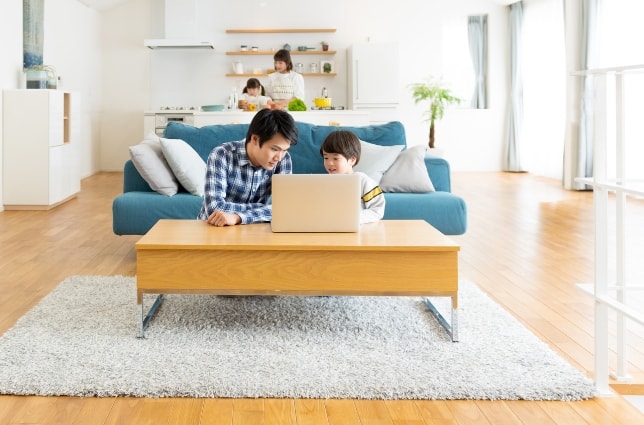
226 28 336 34
226 50 335 56
225 28 337 79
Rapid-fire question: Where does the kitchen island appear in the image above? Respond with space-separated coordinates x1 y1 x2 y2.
144 109 371 136
195 110 370 127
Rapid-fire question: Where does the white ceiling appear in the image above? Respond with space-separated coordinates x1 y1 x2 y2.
78 0 519 12
77 0 130 11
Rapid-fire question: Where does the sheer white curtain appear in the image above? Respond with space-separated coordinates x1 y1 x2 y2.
503 2 524 172
522 0 566 179
468 15 488 109
520 0 644 181
598 0 644 180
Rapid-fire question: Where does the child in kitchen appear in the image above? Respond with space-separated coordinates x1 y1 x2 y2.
319 130 385 224
265 49 305 109
198 108 298 226
238 78 272 111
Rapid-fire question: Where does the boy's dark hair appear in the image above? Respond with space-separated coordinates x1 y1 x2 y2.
273 49 293 72
319 130 361 166
247 109 298 147
243 77 265 96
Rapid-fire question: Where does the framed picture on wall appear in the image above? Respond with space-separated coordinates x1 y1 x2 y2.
23 0 45 68
321 60 334 74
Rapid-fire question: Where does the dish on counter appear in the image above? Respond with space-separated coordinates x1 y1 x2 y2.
201 105 225 112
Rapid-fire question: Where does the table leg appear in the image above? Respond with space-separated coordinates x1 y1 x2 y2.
424 296 459 342
137 294 164 338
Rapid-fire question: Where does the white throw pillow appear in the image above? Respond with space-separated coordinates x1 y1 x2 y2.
353 140 404 183
159 138 206 197
380 145 435 193
129 140 179 196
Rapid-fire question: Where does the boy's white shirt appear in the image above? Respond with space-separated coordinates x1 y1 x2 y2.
355 171 385 224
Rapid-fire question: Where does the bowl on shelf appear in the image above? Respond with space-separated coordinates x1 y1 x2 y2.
313 98 332 108
201 104 225 112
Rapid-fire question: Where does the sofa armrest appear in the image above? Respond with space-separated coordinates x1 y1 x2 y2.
123 159 153 193
424 155 451 192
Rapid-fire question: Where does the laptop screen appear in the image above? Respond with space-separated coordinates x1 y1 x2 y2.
271 174 361 232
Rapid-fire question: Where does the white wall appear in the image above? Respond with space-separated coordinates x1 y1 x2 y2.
1 0 509 185
0 0 23 212
46 0 103 177
0 0 102 200
100 0 509 172
100 0 153 172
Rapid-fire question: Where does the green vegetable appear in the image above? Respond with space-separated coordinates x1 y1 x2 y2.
287 98 307 111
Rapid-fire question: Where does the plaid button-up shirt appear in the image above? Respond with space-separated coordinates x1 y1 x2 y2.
197 140 292 223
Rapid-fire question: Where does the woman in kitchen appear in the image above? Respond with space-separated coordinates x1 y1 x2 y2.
265 49 305 109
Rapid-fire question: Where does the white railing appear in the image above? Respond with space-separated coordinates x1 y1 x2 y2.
572 64 644 395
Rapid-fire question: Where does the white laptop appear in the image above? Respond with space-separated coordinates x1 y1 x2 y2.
271 174 361 232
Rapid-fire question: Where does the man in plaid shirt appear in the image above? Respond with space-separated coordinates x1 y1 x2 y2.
198 109 298 226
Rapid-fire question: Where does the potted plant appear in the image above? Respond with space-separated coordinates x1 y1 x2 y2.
320 41 329 52
409 77 461 149
25 64 57 89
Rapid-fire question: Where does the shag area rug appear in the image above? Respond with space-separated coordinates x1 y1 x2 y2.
0 276 595 400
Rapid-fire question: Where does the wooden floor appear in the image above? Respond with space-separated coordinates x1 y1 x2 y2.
0 171 643 424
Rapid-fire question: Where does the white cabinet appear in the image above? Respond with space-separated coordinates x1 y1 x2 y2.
348 42 400 123
3 90 80 209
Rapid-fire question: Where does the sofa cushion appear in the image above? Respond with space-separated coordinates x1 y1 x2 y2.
164 122 249 160
380 145 435 193
382 192 467 235
112 192 204 235
159 138 206 196
164 120 409 176
353 140 404 183
129 140 179 196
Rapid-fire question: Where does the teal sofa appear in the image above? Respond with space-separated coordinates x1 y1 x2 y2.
112 120 467 235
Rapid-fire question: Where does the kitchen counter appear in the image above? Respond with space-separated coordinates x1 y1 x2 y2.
144 110 371 137
194 110 370 127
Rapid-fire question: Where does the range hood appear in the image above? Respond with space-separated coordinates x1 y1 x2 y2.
144 39 214 49
144 0 214 49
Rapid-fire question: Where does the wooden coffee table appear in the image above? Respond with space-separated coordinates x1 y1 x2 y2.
135 219 460 340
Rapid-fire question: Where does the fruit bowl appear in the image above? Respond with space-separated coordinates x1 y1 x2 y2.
313 98 332 108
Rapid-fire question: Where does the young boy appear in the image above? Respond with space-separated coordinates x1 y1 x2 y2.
198 108 298 226
319 130 385 224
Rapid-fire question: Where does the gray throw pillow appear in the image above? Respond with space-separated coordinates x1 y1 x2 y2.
129 140 179 196
380 145 435 193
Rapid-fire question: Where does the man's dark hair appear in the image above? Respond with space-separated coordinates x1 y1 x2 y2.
247 109 298 147
319 130 361 166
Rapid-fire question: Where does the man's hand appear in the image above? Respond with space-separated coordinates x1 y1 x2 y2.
206 210 241 226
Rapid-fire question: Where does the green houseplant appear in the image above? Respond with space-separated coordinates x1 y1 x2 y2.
409 77 461 148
